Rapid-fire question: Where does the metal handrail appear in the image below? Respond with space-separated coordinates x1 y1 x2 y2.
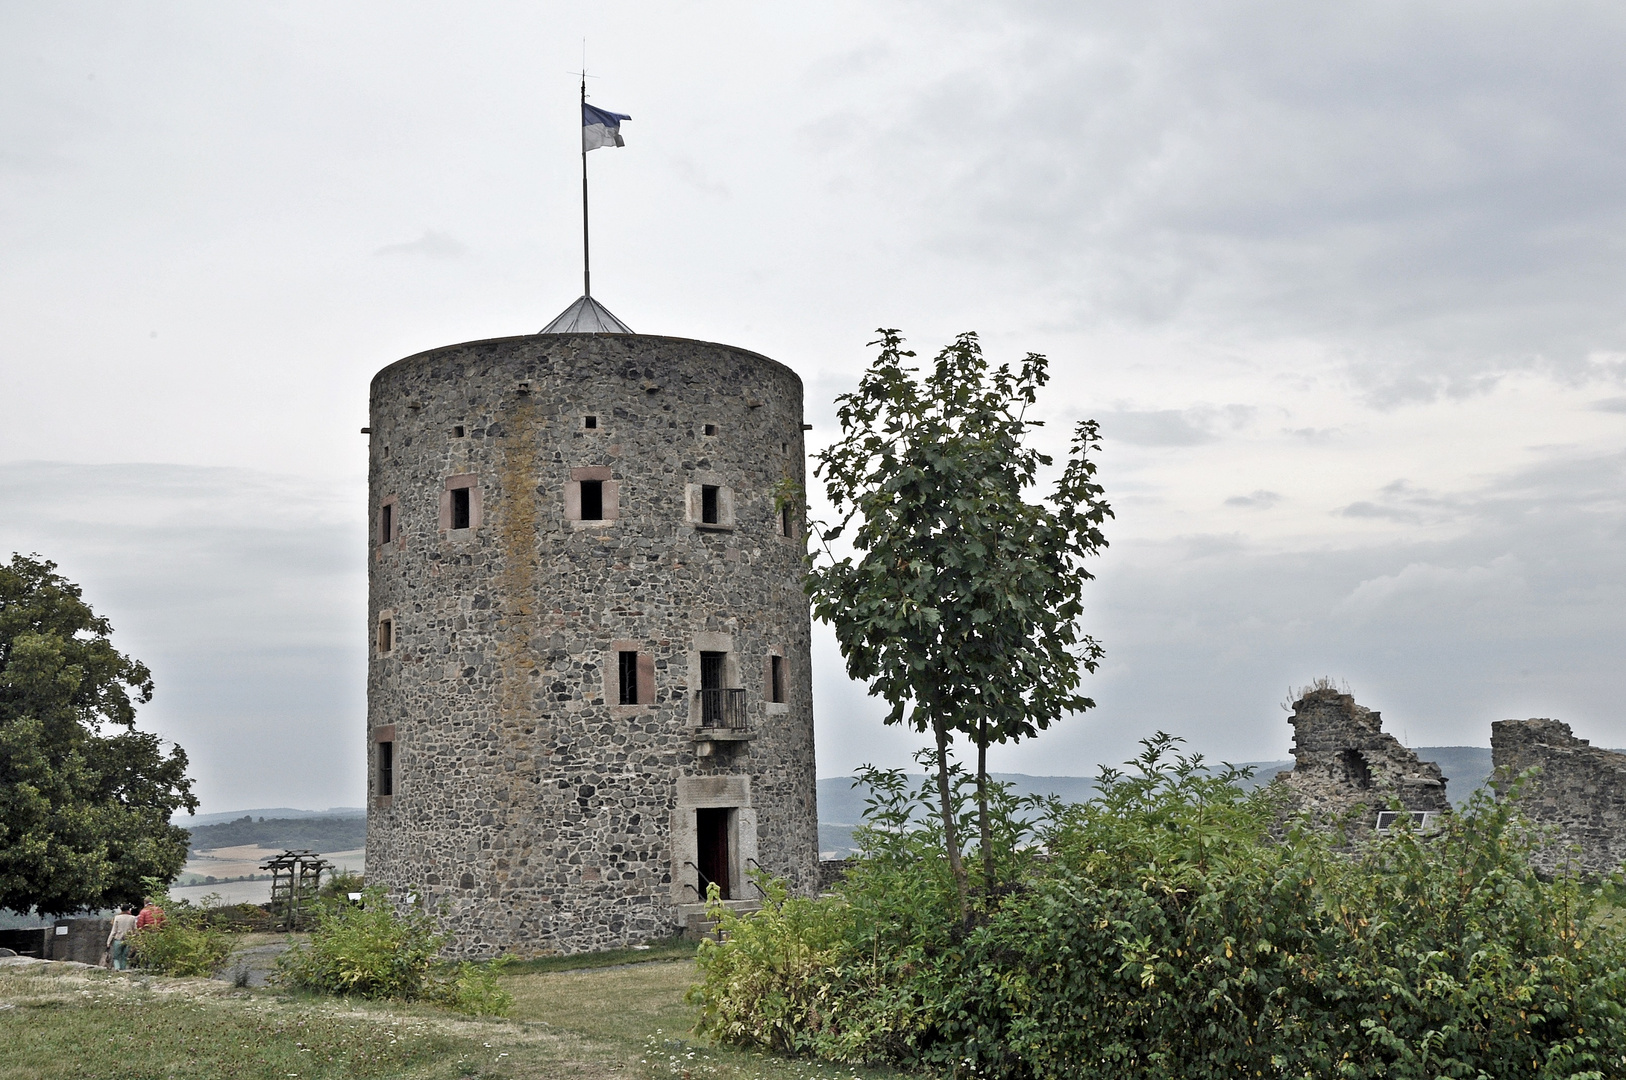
698 687 748 730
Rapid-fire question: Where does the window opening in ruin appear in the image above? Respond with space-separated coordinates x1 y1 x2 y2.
580 479 604 521
378 619 393 656
584 415 598 429
701 485 720 524
379 503 393 545
696 807 731 900
453 425 465 438
377 741 394 797
450 487 471 530
703 423 718 436
770 655 785 703
779 503 793 537
618 650 639 705
1339 748 1373 789
781 442 788 453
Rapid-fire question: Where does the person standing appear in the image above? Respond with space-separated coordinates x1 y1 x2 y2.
107 905 137 971
135 897 164 931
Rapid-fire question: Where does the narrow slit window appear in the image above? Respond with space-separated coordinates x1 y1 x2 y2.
378 618 393 656
379 503 393 545
450 487 471 530
618 650 639 705
770 655 785 703
779 503 793 537
377 741 394 797
701 485 720 525
580 479 604 521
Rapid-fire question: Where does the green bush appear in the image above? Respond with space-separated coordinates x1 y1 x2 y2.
690 735 1626 1078
430 955 514 1018
276 886 511 1017
127 881 236 977
319 869 365 901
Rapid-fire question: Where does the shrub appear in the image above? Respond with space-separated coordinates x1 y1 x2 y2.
691 735 1626 1078
127 881 236 977
319 870 365 901
429 956 514 1017
276 886 511 1017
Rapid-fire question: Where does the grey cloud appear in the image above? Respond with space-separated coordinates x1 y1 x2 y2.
1100 409 1214 446
1592 397 1626 413
862 3 1626 401
1100 404 1255 446
0 462 364 814
1286 427 1339 442
1340 501 1423 523
1226 490 1281 509
992 445 1626 772
374 230 467 258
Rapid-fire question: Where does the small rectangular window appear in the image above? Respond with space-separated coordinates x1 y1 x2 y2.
453 424 465 438
703 423 718 436
779 503 793 537
618 650 639 705
450 487 471 530
378 618 393 656
701 485 720 525
770 655 785 703
380 503 393 545
377 740 394 797
580 479 604 521
584 415 598 429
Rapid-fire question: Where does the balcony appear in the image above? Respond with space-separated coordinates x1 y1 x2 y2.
694 688 753 755
699 687 747 729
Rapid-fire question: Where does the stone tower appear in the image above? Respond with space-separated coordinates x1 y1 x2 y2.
364 312 818 956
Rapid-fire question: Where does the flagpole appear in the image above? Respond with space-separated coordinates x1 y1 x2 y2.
580 73 592 299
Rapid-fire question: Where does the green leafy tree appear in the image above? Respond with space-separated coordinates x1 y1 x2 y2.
807 330 1111 912
0 554 196 915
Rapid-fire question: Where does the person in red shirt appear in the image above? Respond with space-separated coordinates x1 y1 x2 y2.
135 898 164 931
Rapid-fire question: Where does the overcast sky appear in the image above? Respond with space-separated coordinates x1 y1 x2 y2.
3 2 1623 814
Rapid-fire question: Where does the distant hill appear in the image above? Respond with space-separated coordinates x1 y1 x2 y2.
815 747 1499 855
183 815 366 855
177 807 365 827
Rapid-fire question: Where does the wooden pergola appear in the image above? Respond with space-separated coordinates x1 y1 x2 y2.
259 849 332 931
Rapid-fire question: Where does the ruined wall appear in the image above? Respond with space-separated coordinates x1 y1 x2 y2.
1275 688 1449 825
1491 718 1626 876
366 332 818 957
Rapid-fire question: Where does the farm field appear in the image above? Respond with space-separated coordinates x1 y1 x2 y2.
175 846 365 905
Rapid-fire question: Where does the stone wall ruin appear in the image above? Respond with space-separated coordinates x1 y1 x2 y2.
1491 718 1626 876
1275 687 1449 826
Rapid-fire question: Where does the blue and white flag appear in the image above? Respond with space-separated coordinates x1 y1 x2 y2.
583 103 630 150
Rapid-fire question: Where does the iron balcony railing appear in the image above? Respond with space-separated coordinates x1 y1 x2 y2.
699 687 748 730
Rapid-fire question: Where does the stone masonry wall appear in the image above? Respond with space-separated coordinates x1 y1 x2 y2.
1275 688 1449 825
1491 718 1626 876
366 332 818 957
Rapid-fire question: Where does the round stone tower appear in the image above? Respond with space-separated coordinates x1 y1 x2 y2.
364 324 818 956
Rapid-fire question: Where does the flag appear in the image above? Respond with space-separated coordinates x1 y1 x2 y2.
583 102 630 151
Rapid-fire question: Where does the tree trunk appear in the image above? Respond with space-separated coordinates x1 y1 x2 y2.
978 715 992 896
933 719 969 921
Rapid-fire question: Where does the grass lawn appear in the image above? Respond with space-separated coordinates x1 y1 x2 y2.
0 952 913 1080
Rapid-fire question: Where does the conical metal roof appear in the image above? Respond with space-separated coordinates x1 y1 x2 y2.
539 295 633 334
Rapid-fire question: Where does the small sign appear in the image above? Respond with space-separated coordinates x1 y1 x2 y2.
54 926 68 936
